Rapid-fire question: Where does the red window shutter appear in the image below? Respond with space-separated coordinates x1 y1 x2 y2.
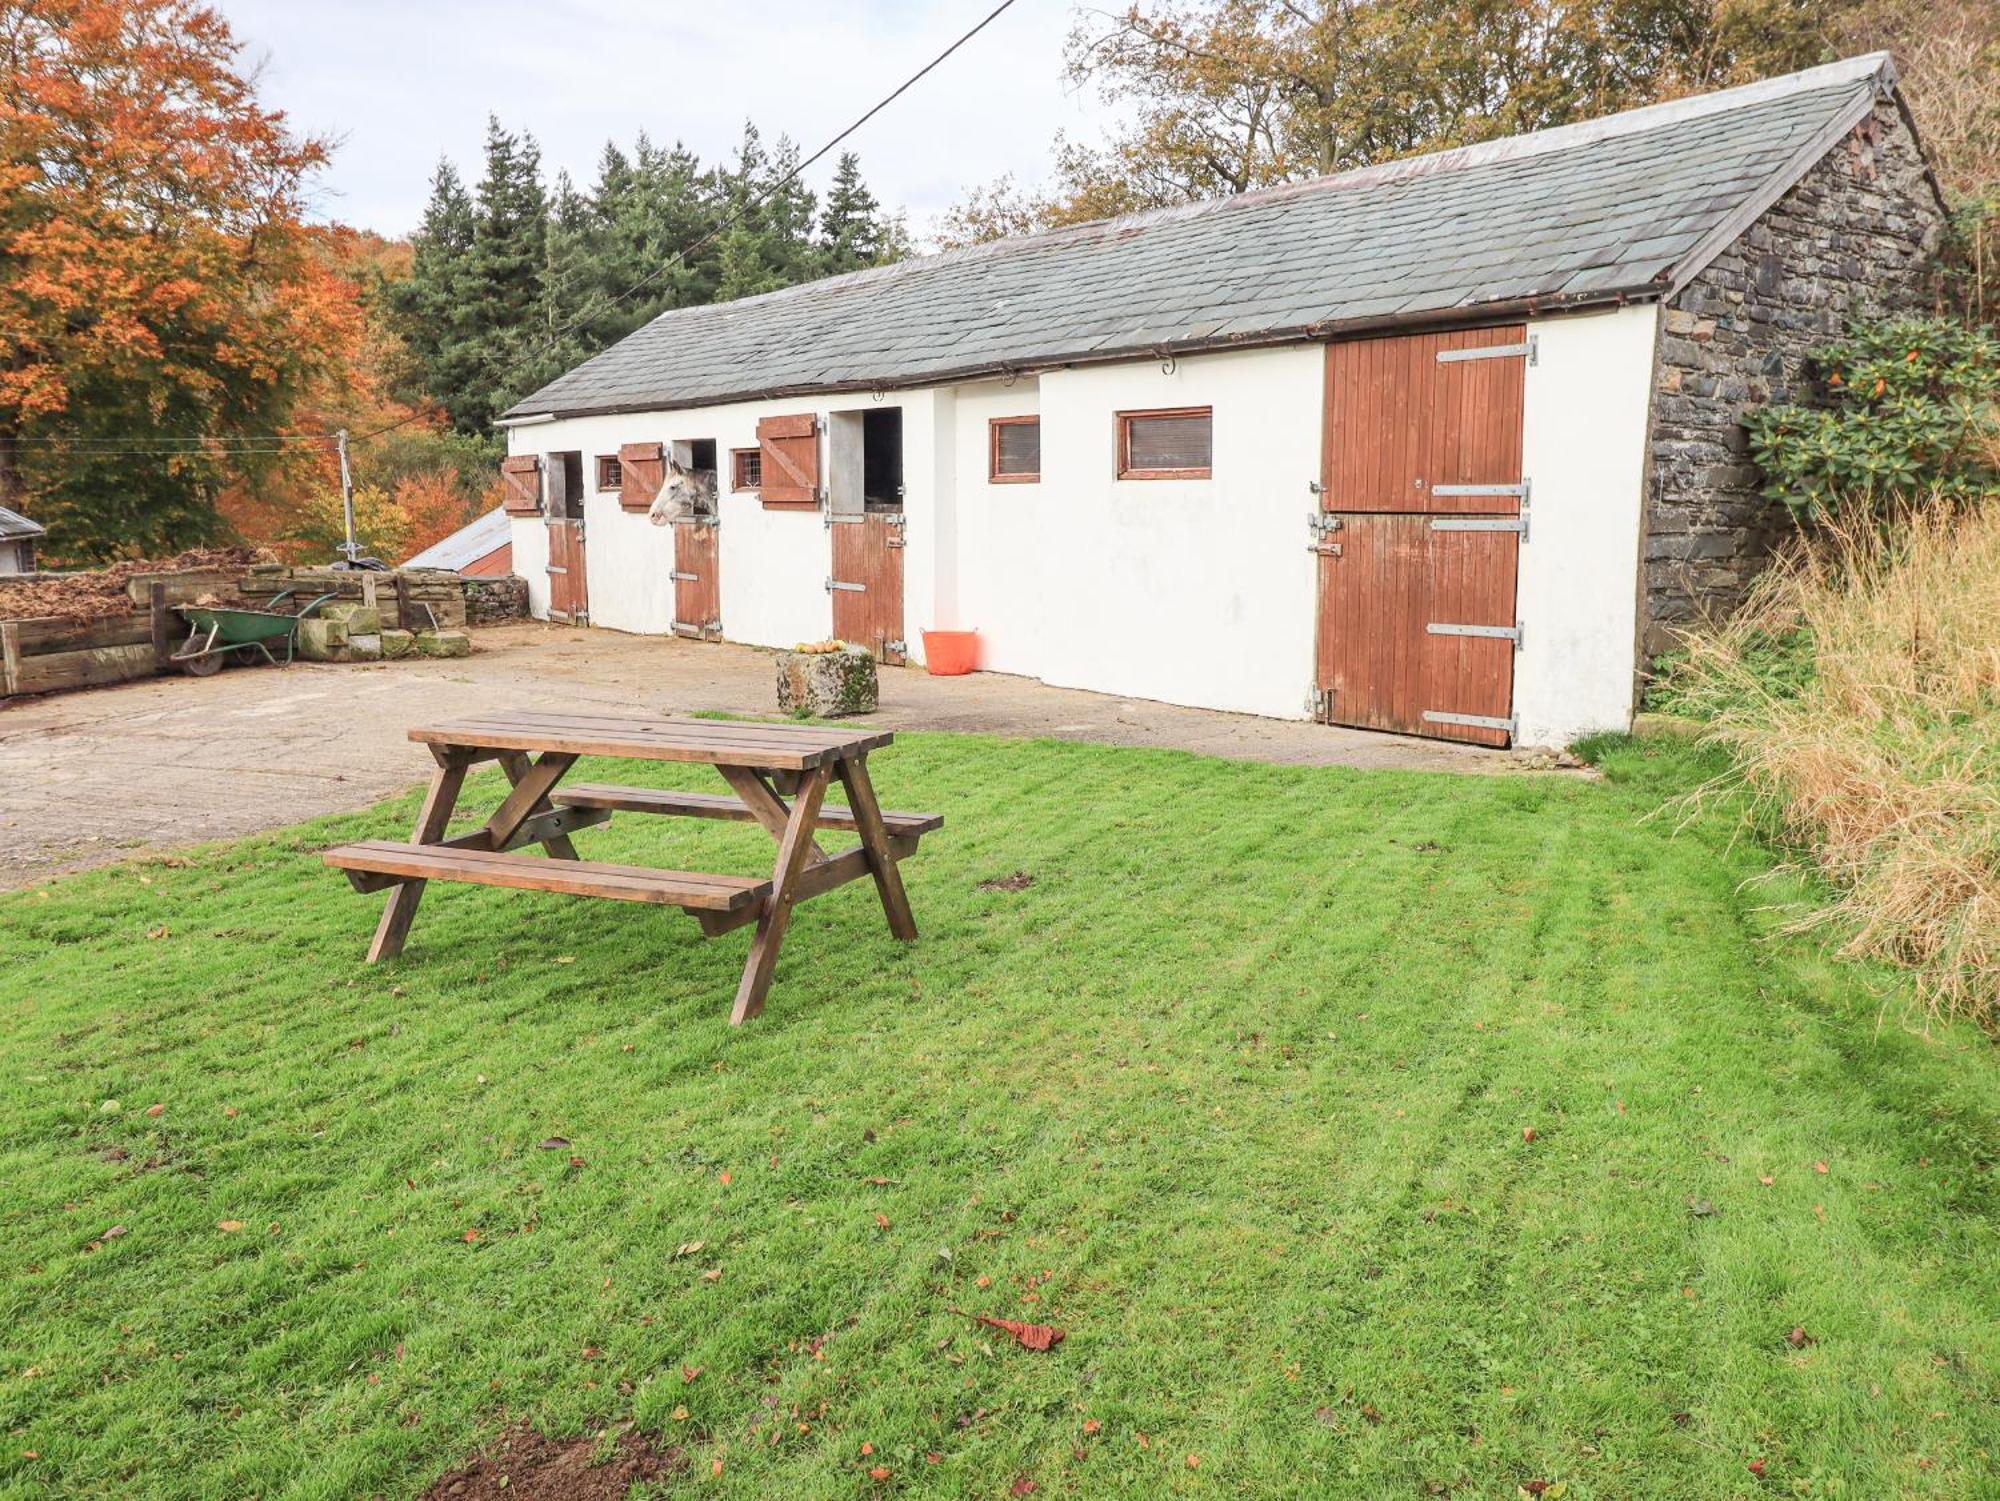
500 454 542 514
617 441 665 512
756 413 820 508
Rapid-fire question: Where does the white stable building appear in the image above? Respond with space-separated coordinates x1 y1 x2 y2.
498 56 1942 747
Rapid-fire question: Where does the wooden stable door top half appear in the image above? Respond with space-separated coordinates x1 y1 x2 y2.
1322 326 1528 515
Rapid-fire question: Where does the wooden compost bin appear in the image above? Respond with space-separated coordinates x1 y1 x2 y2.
0 569 239 698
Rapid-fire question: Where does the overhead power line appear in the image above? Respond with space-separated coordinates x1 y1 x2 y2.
537 0 1024 350
17 0 1023 465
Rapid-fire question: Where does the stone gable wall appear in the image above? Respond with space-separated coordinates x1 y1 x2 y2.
1641 97 1945 660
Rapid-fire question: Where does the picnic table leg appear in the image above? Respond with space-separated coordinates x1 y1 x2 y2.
730 763 832 1026
836 752 918 941
718 765 826 864
498 750 580 859
369 751 468 962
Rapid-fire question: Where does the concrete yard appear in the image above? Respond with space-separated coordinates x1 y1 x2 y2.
0 621 1531 887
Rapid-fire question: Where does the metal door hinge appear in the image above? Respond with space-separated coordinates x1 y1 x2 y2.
1432 509 1530 543
1305 686 1332 720
544 565 568 575
826 578 865 593
1436 337 1536 365
1430 481 1529 498
669 570 699 582
1307 512 1344 555
1423 709 1515 735
1427 621 1523 648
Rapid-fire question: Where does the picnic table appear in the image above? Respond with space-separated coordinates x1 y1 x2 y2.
322 710 939 1024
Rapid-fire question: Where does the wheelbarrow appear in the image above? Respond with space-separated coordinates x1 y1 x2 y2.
170 589 337 677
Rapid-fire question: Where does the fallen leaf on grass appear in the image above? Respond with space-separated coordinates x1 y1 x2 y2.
1814 1161 1829 1175
718 1170 732 1186
1082 1419 1100 1435
144 1104 165 1118
1786 1327 1816 1349
1748 1457 1767 1477
1687 1198 1720 1218
145 925 168 940
869 1466 890 1482
702 1268 722 1283
461 1228 478 1244
537 1137 571 1150
674 1240 705 1259
682 1366 702 1384
102 1224 129 1241
1758 1175 1774 1186
217 1220 244 1233
1011 1478 1037 1496
950 1308 1064 1351
874 1213 891 1230
1521 1127 1536 1143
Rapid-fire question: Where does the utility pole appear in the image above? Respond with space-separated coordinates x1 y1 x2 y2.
336 428 359 566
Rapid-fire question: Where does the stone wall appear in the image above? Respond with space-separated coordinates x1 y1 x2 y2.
1641 97 1946 660
465 574 529 625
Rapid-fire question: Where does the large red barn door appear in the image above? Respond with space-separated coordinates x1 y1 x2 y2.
1314 326 1529 745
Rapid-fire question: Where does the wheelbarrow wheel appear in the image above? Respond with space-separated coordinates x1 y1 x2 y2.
180 650 225 678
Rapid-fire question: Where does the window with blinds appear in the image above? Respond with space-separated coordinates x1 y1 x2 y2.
1117 407 1212 479
989 416 1039 482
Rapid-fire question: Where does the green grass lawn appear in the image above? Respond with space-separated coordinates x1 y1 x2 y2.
1 733 1995 1500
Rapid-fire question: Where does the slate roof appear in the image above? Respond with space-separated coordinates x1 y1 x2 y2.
0 505 45 542
506 53 1899 421
404 506 510 570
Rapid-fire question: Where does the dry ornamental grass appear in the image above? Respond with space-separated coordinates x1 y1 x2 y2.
1671 501 2000 1029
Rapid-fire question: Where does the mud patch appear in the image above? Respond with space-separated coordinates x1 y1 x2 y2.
422 1422 687 1500
977 871 1035 893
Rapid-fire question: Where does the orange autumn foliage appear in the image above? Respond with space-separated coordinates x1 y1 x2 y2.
0 0 366 559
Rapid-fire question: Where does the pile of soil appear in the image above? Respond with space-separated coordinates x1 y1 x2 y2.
421 1423 688 1500
0 547 273 622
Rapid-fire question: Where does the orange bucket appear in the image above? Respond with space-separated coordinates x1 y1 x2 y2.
921 629 981 676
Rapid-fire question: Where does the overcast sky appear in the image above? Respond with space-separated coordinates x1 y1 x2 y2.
213 0 1113 243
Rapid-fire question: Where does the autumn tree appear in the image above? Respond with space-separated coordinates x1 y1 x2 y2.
0 0 363 561
938 0 1843 243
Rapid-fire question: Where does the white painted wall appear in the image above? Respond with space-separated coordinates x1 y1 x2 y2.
948 379 1045 676
506 313 1658 744
1034 347 1324 718
1513 303 1660 746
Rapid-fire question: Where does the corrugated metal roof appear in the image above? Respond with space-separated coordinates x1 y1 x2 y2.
506 54 1895 421
404 506 510 571
0 505 46 541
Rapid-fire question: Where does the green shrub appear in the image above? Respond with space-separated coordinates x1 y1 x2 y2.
1746 315 1999 515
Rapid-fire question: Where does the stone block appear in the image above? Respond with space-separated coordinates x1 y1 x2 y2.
413 629 471 658
775 646 878 718
296 617 346 661
379 629 416 659
345 633 383 662
322 602 381 635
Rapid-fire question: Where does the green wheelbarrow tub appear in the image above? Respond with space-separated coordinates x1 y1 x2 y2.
171 590 337 675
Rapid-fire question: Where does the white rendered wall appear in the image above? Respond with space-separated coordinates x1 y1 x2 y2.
504 391 946 656
506 315 1656 742
1031 346 1324 719
1513 303 1660 746
948 379 1046 676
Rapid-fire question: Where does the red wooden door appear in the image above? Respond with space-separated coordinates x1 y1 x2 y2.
1322 325 1527 515
1316 515 1519 745
546 519 587 624
1315 327 1529 744
672 519 721 638
829 515 905 664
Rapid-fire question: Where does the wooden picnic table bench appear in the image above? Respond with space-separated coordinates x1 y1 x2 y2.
322 710 939 1024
